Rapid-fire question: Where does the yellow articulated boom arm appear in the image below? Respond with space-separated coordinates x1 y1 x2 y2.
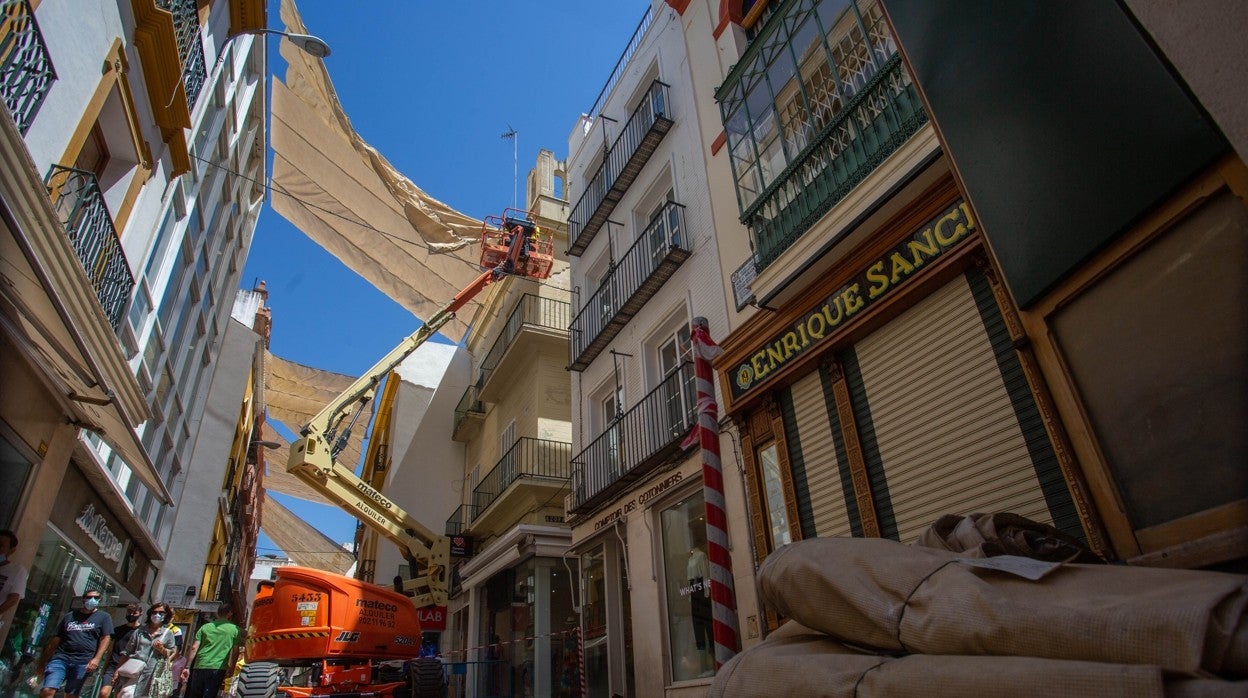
287 318 453 608
286 212 546 608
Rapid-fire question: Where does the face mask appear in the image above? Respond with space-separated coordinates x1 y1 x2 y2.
126 614 141 622
150 613 165 623
84 597 100 610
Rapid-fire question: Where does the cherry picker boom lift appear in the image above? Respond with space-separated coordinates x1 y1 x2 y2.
240 211 554 698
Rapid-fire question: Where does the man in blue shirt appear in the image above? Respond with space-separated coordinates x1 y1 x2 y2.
37 590 114 698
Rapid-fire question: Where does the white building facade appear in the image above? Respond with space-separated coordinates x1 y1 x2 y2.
0 1 270 681
563 4 753 696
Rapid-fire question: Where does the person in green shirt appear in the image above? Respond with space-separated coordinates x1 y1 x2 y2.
181 603 239 698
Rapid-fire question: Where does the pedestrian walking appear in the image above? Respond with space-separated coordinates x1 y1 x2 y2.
99 603 142 698
117 604 176 698
36 589 114 698
181 604 239 698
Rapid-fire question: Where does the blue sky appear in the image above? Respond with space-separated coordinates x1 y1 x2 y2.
242 0 650 555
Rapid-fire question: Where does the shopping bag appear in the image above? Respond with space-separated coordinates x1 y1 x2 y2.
151 658 173 698
116 658 146 678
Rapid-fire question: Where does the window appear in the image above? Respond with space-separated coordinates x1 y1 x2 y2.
499 420 516 458
578 539 633 697
720 0 901 212
643 190 681 268
581 548 608 695
757 442 792 549
660 492 713 681
0 429 35 529
599 384 623 478
657 325 695 440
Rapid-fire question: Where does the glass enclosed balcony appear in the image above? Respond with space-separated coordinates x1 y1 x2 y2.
718 0 928 276
0 0 56 135
569 200 691 371
568 79 674 257
569 362 696 514
45 165 134 332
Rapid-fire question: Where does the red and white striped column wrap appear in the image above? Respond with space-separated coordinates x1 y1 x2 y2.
577 625 587 697
690 317 740 669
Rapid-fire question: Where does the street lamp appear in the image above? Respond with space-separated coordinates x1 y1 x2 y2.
233 28 332 58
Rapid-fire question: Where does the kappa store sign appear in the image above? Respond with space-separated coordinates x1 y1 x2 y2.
417 605 447 631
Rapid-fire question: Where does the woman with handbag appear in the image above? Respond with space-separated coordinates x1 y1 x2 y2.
116 604 176 698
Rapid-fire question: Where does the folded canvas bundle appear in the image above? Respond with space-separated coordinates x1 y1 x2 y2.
711 622 1246 698
756 537 1248 676
914 512 1104 563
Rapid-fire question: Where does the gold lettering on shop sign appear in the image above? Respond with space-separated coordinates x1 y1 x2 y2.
731 202 976 399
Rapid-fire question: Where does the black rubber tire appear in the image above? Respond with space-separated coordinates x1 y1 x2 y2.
237 661 281 698
410 658 444 698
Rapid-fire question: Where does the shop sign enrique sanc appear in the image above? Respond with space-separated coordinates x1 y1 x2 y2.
728 202 977 401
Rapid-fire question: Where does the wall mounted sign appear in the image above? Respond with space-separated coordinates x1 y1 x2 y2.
728 201 976 401
76 503 124 562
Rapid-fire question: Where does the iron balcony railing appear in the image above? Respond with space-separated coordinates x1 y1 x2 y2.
445 503 479 536
156 0 207 110
569 200 692 371
585 6 653 122
568 79 674 257
478 294 570 387
472 437 572 517
453 381 484 434
746 54 927 273
45 165 135 331
0 0 55 135
569 362 696 513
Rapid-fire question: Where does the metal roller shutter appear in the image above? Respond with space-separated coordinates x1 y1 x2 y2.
785 372 854 538
851 274 1055 545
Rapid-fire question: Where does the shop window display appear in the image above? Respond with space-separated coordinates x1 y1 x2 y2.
580 549 608 696
661 493 714 681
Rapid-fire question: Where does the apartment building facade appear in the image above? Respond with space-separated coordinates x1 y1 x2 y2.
0 0 270 676
440 150 576 697
562 5 749 696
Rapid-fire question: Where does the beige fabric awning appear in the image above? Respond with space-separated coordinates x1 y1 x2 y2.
260 491 355 575
269 0 485 343
256 423 327 504
264 352 365 471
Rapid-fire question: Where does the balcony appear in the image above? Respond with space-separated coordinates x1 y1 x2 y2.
445 503 479 536
452 381 485 442
156 0 207 110
744 54 927 274
0 0 56 135
568 79 674 257
470 438 571 534
45 165 135 331
569 362 696 514
478 294 570 403
569 200 692 371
